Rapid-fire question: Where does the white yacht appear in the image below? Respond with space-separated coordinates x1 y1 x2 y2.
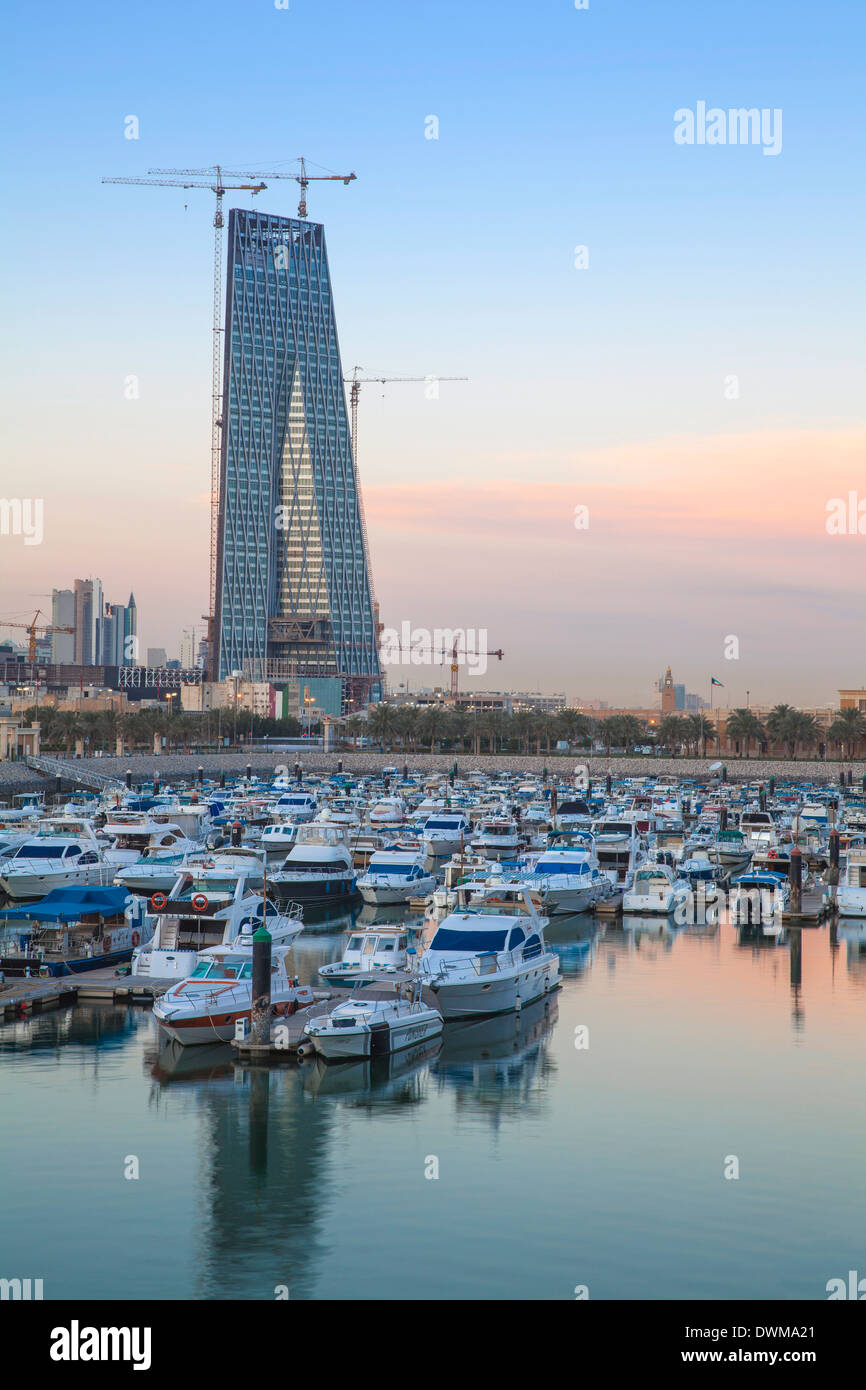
357 849 435 905
302 985 442 1061
623 862 691 915
132 875 303 979
729 870 790 925
269 824 357 904
591 817 646 886
421 810 472 857
417 884 560 1019
0 819 110 900
369 796 407 827
271 791 318 823
522 843 615 914
259 822 301 861
470 815 523 861
102 816 199 868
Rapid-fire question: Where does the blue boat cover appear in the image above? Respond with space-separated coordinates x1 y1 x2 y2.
0 886 131 922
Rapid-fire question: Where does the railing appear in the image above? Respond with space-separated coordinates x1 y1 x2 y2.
26 755 125 794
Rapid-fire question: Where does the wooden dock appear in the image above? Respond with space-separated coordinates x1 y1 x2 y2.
595 893 624 917
0 966 164 1019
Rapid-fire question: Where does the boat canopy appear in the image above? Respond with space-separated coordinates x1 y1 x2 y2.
0 886 132 921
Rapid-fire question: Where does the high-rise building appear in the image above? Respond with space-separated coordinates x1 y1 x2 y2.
74 578 103 665
146 647 167 668
214 209 380 707
50 589 75 663
179 627 200 669
123 593 138 666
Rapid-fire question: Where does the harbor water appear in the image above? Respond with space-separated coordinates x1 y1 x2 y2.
2 907 862 1301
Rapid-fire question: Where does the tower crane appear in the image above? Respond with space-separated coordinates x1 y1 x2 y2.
1 610 75 662
175 158 356 220
101 167 268 679
431 641 504 702
343 369 468 609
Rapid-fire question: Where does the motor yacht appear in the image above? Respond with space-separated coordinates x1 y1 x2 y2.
269 824 357 904
0 886 151 976
417 884 560 1019
421 811 472 858
357 849 435 905
0 819 110 899
729 870 790 924
470 815 523 861
622 862 691 915
520 843 616 914
836 846 866 916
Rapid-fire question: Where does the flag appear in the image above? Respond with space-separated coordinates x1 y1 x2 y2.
711 677 724 687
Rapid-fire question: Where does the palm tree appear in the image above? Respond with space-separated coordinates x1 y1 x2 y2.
827 708 866 760
789 711 820 760
555 709 591 749
656 714 686 755
725 708 766 759
418 705 450 753
684 713 715 757
765 704 796 755
367 702 397 751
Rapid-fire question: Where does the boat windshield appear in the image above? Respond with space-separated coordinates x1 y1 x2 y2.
190 958 252 981
429 927 509 952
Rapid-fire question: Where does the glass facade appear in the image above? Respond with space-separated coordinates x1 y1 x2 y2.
215 209 380 696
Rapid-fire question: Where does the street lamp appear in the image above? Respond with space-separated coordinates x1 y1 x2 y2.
231 670 243 747
304 694 316 740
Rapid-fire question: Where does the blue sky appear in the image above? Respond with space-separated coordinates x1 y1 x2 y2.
2 0 864 702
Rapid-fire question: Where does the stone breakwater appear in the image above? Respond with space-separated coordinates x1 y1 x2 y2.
5 751 866 795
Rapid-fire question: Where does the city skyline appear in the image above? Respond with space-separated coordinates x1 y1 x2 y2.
1 0 863 704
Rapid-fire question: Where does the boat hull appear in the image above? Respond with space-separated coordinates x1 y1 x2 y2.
426 956 560 1020
310 1012 442 1060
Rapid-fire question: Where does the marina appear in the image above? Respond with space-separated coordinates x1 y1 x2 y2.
0 760 862 1303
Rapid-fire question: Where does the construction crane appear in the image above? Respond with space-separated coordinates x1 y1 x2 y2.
101 167 268 679
170 158 357 220
343 369 468 607
432 641 504 702
1 610 74 662
345 369 469 462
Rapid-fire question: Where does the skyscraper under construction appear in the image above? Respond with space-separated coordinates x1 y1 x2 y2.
214 209 380 707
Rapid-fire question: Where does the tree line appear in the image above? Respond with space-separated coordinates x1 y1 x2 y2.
19 701 866 761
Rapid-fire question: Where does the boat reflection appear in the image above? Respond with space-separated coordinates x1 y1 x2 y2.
432 993 558 1121
299 1035 442 1103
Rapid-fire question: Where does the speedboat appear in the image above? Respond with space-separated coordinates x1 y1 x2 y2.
271 791 318 823
591 817 646 886
319 926 413 986
417 884 560 1019
357 850 435 905
302 984 442 1061
368 796 407 827
729 870 790 924
622 862 691 915
153 941 314 1046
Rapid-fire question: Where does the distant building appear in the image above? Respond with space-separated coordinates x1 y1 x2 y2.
146 648 167 668
179 627 200 670
660 667 676 714
673 683 686 710
50 589 75 663
74 578 103 665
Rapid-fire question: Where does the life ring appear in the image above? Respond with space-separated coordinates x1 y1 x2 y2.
131 930 140 948
191 894 209 913
151 892 167 910
103 935 111 953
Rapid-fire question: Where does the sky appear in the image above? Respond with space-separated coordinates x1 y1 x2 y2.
1 0 864 706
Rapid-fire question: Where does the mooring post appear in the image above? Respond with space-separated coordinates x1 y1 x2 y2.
720 806 728 831
789 846 803 915
197 765 203 786
125 769 132 789
153 771 160 796
251 924 273 1045
231 819 242 847
605 774 612 796
769 776 776 797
